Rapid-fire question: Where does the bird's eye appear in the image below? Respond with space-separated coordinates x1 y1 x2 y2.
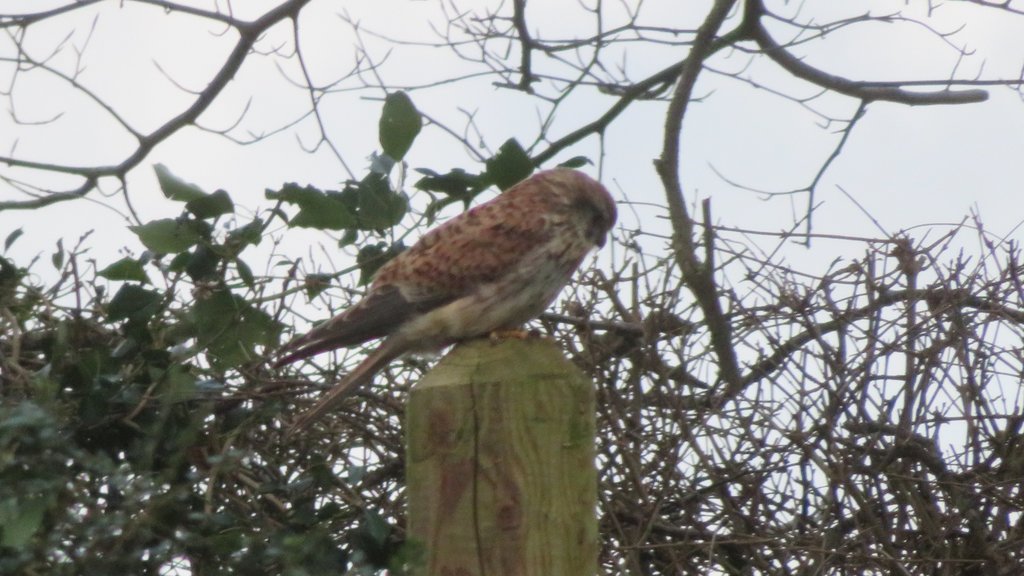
586 207 609 246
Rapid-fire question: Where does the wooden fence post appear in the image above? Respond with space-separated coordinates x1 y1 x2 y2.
405 338 598 575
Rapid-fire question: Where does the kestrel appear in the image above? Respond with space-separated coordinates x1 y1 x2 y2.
275 168 617 433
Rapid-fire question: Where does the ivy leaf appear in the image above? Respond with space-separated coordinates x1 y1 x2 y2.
98 258 149 283
190 290 282 369
3 228 22 252
357 242 403 286
266 184 356 231
168 251 191 273
0 256 24 306
339 229 358 248
161 364 197 403
51 239 64 270
354 173 408 230
155 164 233 218
379 91 421 160
414 168 488 202
557 156 592 169
155 164 206 202
351 510 400 570
225 220 263 255
184 245 220 281
185 189 234 219
0 496 48 548
235 259 255 288
485 139 534 190
130 219 203 254
107 285 162 323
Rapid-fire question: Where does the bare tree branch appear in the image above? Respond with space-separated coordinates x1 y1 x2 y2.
655 0 742 390
0 0 314 211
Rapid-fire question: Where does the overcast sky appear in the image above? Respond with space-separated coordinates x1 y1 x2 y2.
2 0 1023 281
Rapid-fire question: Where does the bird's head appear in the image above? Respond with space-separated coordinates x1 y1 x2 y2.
544 169 617 248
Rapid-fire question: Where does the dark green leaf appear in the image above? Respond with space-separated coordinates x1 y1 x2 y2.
30 372 59 404
191 290 282 369
130 219 202 254
185 245 220 281
107 285 162 322
98 258 149 283
227 220 263 252
0 497 48 548
0 256 24 306
235 259 254 288
362 510 391 546
414 168 488 201
110 337 138 359
155 164 207 202
557 156 592 168
485 139 534 190
357 244 385 286
354 173 408 230
357 242 402 286
266 184 356 231
339 229 358 247
162 364 197 403
51 239 64 270
168 251 191 273
351 510 398 569
379 91 421 160
185 189 234 219
3 228 22 251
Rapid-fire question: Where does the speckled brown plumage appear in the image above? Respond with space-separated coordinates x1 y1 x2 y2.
275 168 617 433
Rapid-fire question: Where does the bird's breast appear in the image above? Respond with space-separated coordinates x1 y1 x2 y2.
394 241 592 351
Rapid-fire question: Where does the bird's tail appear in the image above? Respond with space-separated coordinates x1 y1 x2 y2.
286 340 401 436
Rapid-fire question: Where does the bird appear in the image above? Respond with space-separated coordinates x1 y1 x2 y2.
274 168 617 433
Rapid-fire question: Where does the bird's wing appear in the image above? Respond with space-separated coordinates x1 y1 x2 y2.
373 181 560 302
273 284 450 367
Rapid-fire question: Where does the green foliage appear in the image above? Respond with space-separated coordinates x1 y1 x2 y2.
185 189 235 219
0 168 418 572
0 168 294 573
356 241 405 286
4 228 23 251
98 257 149 283
486 138 535 190
412 137 583 221
189 289 280 369
353 172 409 231
106 284 162 322
130 218 205 254
378 91 421 161
266 175 408 234
414 167 490 206
155 163 208 202
557 155 592 169
0 256 25 306
266 183 358 230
